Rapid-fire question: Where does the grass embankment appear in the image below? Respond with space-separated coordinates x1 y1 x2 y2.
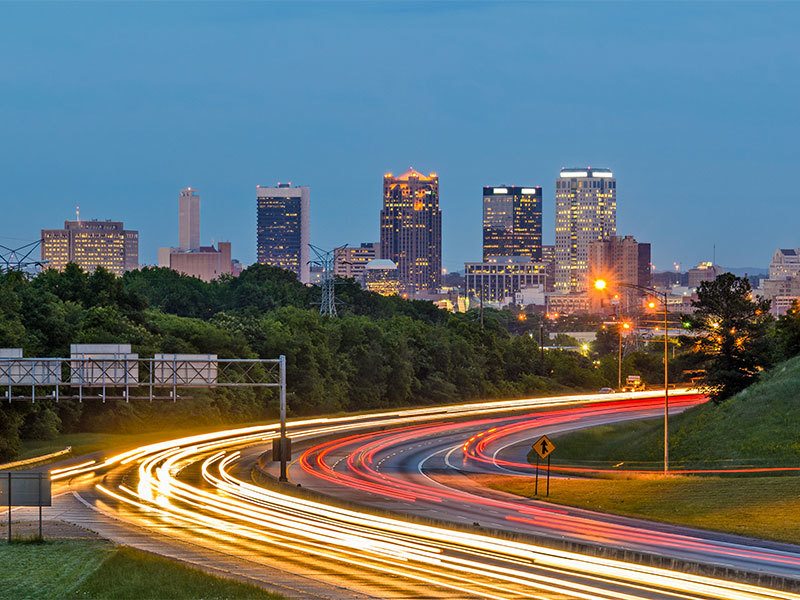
478 357 800 543
477 474 800 544
0 540 282 599
553 355 800 469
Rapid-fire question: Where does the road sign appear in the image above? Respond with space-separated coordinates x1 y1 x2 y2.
1 471 50 541
531 435 555 460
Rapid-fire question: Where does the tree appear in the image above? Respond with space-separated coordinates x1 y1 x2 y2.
690 273 772 403
774 300 800 360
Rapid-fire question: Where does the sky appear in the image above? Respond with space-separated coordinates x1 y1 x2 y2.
1 1 798 273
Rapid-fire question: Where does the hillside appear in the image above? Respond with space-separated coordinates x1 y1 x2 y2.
552 355 800 468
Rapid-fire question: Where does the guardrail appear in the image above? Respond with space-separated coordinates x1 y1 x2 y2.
0 447 71 470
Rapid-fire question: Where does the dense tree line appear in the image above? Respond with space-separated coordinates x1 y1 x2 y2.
0 265 609 460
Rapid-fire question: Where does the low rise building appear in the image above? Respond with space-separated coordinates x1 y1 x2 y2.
158 243 233 282
464 256 547 307
364 259 400 296
688 262 722 289
334 242 380 281
545 292 590 316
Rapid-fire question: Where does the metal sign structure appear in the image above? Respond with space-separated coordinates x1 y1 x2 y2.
0 350 291 482
1 471 51 541
531 435 556 497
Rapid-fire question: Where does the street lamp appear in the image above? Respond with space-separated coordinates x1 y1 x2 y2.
618 321 631 390
594 278 670 473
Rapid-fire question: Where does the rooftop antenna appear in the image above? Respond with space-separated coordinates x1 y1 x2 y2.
76 205 81 223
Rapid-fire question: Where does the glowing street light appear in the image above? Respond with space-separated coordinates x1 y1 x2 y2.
593 278 671 473
618 321 632 390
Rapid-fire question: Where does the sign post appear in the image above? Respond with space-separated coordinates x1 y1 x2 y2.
1 471 51 542
531 435 556 498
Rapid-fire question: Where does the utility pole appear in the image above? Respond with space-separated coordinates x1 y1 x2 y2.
278 354 288 482
663 294 669 473
539 321 545 375
479 281 484 329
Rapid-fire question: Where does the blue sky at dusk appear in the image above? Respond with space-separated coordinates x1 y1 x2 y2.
1 2 798 273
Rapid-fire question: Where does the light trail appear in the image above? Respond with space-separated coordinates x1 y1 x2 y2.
51 390 799 599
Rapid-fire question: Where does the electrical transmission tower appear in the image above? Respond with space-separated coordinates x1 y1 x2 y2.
309 244 348 317
0 239 46 274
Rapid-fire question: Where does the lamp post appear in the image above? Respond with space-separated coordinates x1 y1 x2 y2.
618 321 631 390
595 279 670 473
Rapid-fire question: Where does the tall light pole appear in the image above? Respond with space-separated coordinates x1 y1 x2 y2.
595 279 670 473
618 321 631 390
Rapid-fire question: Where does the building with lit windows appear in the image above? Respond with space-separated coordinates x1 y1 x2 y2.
256 183 310 283
587 235 651 313
41 219 138 276
541 244 556 292
363 259 400 296
464 256 547 306
334 242 380 281
555 167 616 293
179 187 201 250
758 248 800 315
380 168 442 294
482 186 542 261
687 261 722 289
768 248 800 280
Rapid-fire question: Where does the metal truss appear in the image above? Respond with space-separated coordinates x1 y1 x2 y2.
1 357 284 403
0 239 46 274
309 244 348 317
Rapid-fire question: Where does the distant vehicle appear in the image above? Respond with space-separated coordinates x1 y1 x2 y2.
598 387 615 394
623 375 645 392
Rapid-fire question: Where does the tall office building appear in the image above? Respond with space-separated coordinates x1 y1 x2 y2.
555 167 616 292
41 219 139 276
256 183 310 283
380 168 442 294
482 186 542 261
587 235 650 312
179 187 200 250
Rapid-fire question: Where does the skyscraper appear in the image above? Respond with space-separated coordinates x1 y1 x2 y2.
179 187 200 250
482 186 542 261
41 219 138 276
256 183 310 283
555 167 616 292
380 168 442 294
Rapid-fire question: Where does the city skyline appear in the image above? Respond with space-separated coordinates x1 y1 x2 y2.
2 3 798 273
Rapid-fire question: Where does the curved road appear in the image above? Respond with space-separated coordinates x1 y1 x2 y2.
292 395 800 582
47 390 799 599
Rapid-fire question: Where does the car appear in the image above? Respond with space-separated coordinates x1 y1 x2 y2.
598 387 615 394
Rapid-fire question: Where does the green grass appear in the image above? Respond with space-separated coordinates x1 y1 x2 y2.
477 473 800 544
0 540 282 600
551 355 800 469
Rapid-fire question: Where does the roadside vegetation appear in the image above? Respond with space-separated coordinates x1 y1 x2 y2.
0 540 282 599
475 473 800 544
0 264 611 461
551 354 800 468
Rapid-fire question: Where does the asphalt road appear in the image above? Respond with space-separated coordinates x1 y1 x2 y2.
287 395 800 582
43 391 799 599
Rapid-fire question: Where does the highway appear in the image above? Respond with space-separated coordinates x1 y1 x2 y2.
50 390 800 599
